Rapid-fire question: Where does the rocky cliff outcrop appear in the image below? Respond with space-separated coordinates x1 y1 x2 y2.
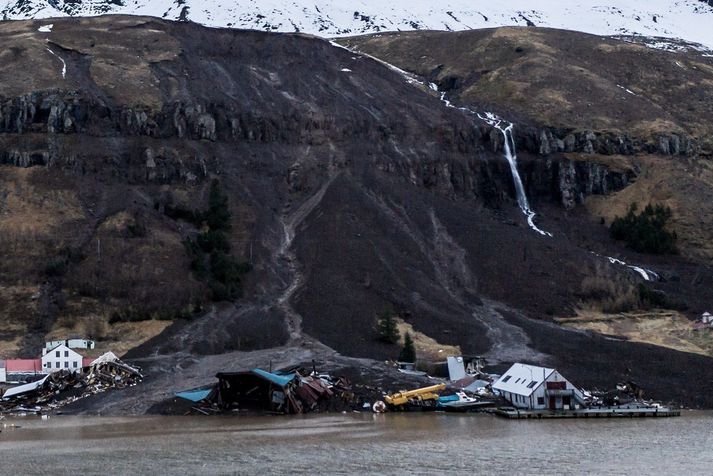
525 127 696 158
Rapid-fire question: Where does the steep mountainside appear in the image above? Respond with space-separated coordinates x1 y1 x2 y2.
346 28 713 264
1 1 713 49
1 16 713 409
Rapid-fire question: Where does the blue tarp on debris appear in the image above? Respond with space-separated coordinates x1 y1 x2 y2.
175 389 212 402
438 394 460 404
251 368 296 387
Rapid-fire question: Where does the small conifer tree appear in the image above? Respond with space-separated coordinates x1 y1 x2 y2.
377 310 400 344
398 332 417 363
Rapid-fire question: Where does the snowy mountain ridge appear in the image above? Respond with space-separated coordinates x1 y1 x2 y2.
2 0 713 49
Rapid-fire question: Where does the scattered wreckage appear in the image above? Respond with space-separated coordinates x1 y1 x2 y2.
176 359 675 418
0 352 142 415
177 366 359 415
176 363 501 416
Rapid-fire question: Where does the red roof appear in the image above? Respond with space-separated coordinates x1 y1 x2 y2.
82 358 94 367
6 359 43 372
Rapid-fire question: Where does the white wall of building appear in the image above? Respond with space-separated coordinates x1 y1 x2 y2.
41 344 84 373
494 363 583 410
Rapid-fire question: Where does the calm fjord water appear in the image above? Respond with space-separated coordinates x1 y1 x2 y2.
1 412 711 474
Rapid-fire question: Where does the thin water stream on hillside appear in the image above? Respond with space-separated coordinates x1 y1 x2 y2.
333 41 668 282
476 112 552 236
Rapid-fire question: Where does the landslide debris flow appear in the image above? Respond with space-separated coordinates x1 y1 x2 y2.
0 17 712 410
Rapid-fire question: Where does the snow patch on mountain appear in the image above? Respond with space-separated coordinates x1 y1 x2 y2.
2 1 713 50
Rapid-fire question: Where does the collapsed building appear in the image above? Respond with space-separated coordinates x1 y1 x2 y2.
177 367 358 415
0 352 142 415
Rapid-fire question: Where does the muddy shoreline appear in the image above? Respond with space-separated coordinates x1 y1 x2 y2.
51 340 710 417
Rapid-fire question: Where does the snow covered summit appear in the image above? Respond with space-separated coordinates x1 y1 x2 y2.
2 0 713 49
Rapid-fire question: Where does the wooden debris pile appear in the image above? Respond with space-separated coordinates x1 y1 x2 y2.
0 353 142 415
180 367 362 415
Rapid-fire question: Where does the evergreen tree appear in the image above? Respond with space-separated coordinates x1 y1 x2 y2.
398 332 417 363
206 179 232 231
610 202 677 254
377 310 400 344
183 179 250 302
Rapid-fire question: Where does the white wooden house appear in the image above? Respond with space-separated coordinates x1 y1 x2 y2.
41 344 84 373
492 363 585 410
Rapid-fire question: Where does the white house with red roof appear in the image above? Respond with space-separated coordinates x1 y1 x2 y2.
1 338 100 383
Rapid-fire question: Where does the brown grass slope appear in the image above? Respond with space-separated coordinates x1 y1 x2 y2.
344 27 713 153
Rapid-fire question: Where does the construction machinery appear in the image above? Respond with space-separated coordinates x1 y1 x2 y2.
383 383 446 409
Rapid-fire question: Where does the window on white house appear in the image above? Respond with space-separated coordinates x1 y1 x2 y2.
64 351 69 357
538 397 545 405
56 362 60 368
501 376 512 383
73 362 77 368
56 351 60 357
64 361 68 368
527 381 538 389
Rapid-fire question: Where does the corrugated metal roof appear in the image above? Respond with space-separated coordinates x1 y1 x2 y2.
492 363 554 397
6 359 43 373
3 375 48 399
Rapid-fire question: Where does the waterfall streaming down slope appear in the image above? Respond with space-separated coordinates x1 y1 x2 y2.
434 84 552 236
330 42 553 237
478 113 552 237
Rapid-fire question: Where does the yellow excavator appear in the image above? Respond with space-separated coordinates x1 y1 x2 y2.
384 383 446 409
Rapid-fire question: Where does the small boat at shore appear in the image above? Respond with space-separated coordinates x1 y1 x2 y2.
438 391 493 412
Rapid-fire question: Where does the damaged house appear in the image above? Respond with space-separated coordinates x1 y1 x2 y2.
492 363 586 411
216 369 298 413
195 368 341 414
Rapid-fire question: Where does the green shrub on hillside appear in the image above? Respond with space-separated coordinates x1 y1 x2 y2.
44 246 86 277
637 283 688 311
610 203 677 254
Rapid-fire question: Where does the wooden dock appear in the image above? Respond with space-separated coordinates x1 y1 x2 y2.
494 407 681 419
